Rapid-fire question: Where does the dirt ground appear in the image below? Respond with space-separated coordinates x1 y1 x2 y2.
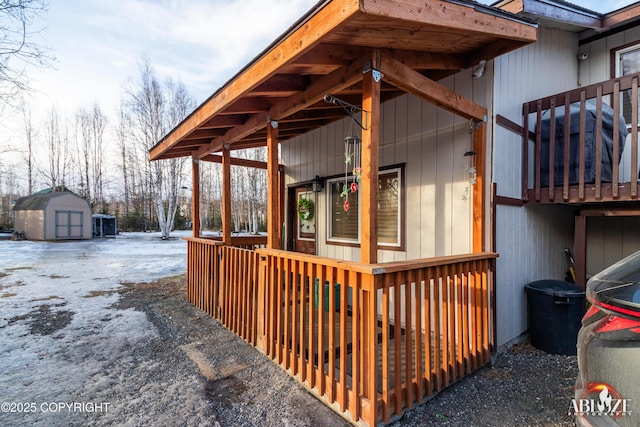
2 274 579 426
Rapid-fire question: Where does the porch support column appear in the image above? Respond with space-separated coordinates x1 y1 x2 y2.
473 121 487 253
267 120 281 249
360 50 381 264
191 157 201 238
221 146 232 245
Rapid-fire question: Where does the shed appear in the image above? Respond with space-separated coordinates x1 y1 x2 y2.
93 214 117 238
13 190 93 240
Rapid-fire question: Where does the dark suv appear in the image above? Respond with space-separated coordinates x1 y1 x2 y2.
575 251 640 426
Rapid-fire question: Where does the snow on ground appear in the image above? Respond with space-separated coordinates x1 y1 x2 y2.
0 231 193 426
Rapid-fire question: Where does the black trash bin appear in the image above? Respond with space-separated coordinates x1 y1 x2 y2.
524 279 586 355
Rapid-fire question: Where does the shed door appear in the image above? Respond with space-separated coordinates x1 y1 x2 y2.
55 210 84 239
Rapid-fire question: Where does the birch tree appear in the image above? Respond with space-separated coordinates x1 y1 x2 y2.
125 58 195 239
76 102 107 210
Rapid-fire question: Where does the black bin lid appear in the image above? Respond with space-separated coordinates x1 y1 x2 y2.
525 279 584 297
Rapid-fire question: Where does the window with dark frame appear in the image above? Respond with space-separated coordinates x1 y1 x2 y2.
614 43 640 125
326 166 403 248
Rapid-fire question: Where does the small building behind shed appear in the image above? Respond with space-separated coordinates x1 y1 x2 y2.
93 214 117 238
13 190 93 241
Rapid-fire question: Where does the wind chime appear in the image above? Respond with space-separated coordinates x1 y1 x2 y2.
324 94 367 212
341 126 361 211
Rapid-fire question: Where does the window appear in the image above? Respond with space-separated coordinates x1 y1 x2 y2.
614 43 640 125
327 166 403 248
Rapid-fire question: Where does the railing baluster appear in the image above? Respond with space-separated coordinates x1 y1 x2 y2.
404 270 413 410
549 96 556 201
613 81 621 198
595 86 603 200
579 91 587 200
535 100 543 202
413 269 423 402
381 274 391 423
563 93 571 201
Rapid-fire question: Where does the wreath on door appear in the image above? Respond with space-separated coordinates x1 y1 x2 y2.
297 198 314 221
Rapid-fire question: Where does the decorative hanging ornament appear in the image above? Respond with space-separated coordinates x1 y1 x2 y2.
343 132 361 211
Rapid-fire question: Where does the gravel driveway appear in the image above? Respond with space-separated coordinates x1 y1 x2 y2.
0 234 578 426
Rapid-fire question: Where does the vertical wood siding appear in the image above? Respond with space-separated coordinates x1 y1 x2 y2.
492 28 580 347
282 72 482 263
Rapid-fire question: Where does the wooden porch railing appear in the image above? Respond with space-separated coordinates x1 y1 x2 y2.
185 236 266 345
523 72 640 203
185 239 496 426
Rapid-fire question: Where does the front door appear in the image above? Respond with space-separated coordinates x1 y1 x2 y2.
292 187 316 255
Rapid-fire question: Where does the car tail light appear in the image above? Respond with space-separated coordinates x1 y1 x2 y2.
587 251 640 319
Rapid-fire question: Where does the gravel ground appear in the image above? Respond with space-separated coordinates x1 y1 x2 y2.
2 273 578 426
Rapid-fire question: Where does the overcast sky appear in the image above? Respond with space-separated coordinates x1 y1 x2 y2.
1 0 638 175
21 0 638 118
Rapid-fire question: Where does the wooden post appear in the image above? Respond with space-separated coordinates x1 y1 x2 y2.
473 121 487 253
574 214 587 289
222 147 232 245
191 157 201 238
267 121 281 249
361 51 381 264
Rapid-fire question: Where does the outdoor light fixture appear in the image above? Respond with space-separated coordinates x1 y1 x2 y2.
312 175 324 193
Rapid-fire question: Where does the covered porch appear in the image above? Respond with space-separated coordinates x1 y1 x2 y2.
149 0 536 424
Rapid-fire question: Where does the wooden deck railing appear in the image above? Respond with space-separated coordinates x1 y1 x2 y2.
255 249 497 426
185 240 496 425
523 72 640 203
185 236 266 345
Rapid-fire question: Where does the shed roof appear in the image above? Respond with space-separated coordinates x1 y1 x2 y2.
13 191 85 211
149 0 538 161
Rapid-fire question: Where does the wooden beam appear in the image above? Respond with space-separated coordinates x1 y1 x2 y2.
360 51 381 264
149 0 361 161
362 0 537 42
267 122 281 250
191 158 201 238
199 153 270 170
382 49 466 71
603 5 640 29
473 121 487 253
221 148 232 245
379 54 487 121
194 52 370 159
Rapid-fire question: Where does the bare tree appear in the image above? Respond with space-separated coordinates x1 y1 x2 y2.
39 106 70 191
0 0 53 106
125 58 195 238
20 95 35 194
76 102 107 210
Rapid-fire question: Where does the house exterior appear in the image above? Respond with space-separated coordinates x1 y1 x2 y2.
490 0 640 348
148 0 640 424
13 190 93 241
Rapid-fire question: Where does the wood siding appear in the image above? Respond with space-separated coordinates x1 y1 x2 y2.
282 72 484 264
492 28 579 347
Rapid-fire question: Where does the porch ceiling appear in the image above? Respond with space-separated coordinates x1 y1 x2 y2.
149 0 537 161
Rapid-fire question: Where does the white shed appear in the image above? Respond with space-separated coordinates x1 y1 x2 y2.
13 190 93 241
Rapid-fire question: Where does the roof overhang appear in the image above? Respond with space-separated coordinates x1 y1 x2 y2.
494 0 640 32
150 0 538 161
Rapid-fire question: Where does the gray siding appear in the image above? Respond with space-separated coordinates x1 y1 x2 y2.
492 28 580 347
282 70 486 263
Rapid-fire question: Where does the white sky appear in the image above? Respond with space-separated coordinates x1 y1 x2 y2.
0 0 638 190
